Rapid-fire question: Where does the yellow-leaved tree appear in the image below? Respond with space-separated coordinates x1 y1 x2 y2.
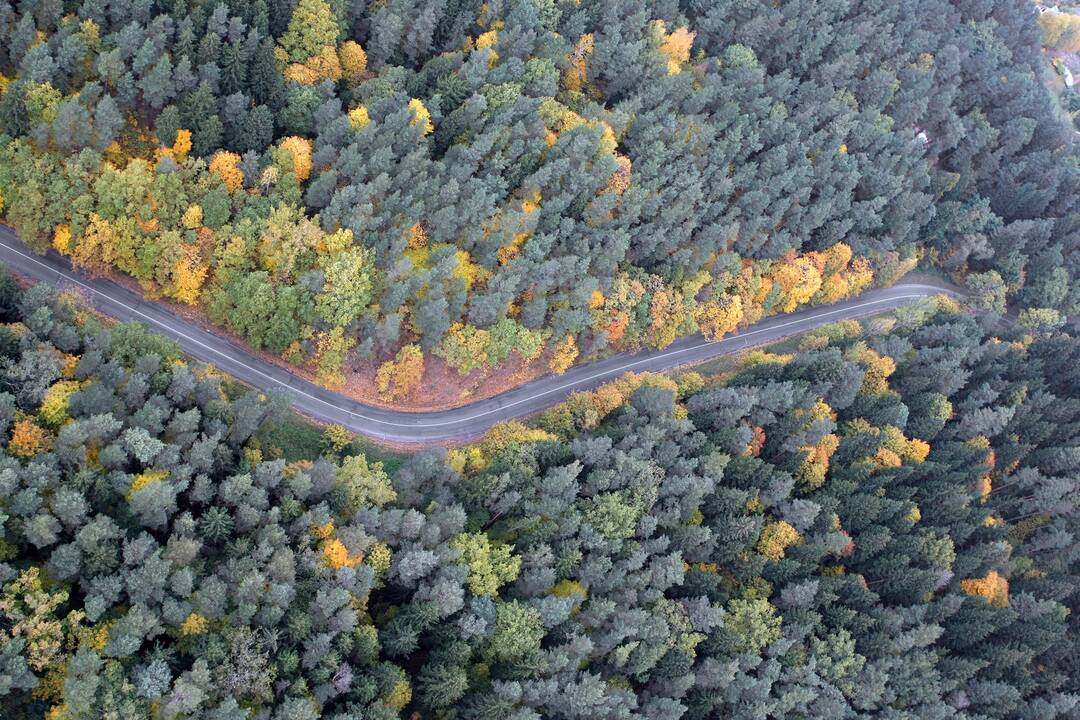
695 294 743 341
208 151 244 192
549 335 579 374
657 22 695 75
52 225 72 255
69 213 118 276
171 245 208 305
562 33 594 93
756 520 802 561
313 327 355 388
39 381 80 427
284 45 342 84
408 98 434 135
158 128 191 162
278 136 313 182
848 343 897 395
960 570 1009 608
376 344 424 400
348 106 371 130
770 253 824 313
339 41 368 83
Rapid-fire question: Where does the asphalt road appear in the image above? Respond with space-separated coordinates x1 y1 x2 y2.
0 226 959 442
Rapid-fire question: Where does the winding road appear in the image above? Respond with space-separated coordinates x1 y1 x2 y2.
0 226 959 442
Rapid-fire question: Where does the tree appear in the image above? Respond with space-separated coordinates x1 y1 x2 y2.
335 453 396 512
209 151 245 192
657 22 695 75
39 380 79 427
721 597 782 654
1017 307 1065 332
172 245 209 304
139 55 174 109
339 41 367 84
313 326 354 387
756 519 801 560
770 255 824 313
562 33 593 93
376 344 424 400
965 271 1007 314
435 324 489 375
408 98 433 135
315 233 376 328
549 335 578 374
320 423 353 453
695 294 743 341
487 601 543 663
161 128 192 163
1040 11 1080 52
0 568 72 671
279 0 339 62
960 571 1009 608
348 106 370 130
278 136 312 182
417 663 468 709
68 213 117 276
450 533 521 597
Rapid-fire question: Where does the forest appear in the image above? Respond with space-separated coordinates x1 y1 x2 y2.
0 262 1079 719
1 0 1078 389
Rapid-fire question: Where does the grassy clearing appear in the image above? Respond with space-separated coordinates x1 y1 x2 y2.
350 435 410 475
688 333 805 377
254 410 412 472
255 411 326 462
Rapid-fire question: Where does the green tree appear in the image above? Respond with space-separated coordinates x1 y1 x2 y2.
333 454 396 514
487 601 544 663
450 533 521 596
279 0 340 62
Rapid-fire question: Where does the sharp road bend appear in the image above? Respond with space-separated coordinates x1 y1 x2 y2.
0 226 961 443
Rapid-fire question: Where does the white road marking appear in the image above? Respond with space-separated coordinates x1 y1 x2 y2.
0 238 953 436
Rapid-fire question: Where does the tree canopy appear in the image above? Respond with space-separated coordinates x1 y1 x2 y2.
0 268 1079 718
0 0 1075 386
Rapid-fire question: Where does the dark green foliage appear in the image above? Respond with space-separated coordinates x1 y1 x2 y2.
1 283 1080 718
0 0 1079 713
1 0 1077 381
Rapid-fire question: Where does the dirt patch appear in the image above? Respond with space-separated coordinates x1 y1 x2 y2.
341 350 548 412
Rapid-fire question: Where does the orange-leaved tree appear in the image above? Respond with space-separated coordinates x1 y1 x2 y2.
208 151 244 192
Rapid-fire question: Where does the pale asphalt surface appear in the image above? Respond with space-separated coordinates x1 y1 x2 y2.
0 226 959 443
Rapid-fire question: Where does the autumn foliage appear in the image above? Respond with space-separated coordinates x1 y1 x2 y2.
656 22 695 75
960 571 1009 608
209 151 244 191
548 335 579 375
376 344 424 400
278 136 313 182
9 419 52 458
757 520 802 561
695 294 743 341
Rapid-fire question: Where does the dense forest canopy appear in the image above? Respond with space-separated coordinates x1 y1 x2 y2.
0 0 1077 387
0 270 1079 719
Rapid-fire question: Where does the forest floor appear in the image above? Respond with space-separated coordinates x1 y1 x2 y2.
341 350 549 411
253 409 411 471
